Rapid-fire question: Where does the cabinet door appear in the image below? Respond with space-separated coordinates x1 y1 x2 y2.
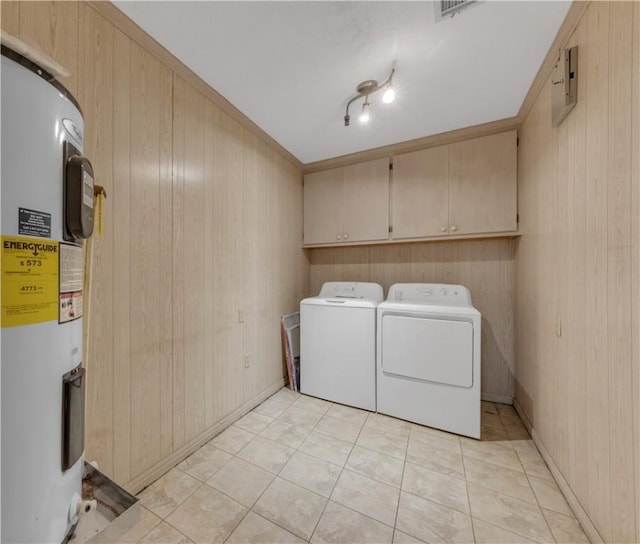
341 158 390 243
303 167 343 245
449 130 517 235
392 146 449 239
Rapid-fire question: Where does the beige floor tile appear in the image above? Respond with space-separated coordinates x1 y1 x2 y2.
392 530 425 543
138 469 201 519
253 398 290 419
402 462 469 514
406 439 465 480
481 424 510 441
396 491 474 543
502 416 530 440
467 484 553 542
166 486 247 544
253 478 327 540
260 419 311 449
209 426 255 455
510 439 539 458
176 444 232 482
520 456 554 482
496 404 518 418
294 394 332 415
410 425 461 454
234 412 274 434
481 412 504 430
528 476 573 516
88 507 161 543
326 403 369 426
139 521 193 543
226 511 305 544
280 451 342 497
463 456 536 503
357 427 407 460
299 431 354 466
331 469 400 527
365 413 411 439
460 440 523 472
316 414 363 443
279 406 323 428
311 501 394 544
481 401 498 415
271 388 300 405
346 445 404 487
206 457 274 508
543 508 589 543
472 518 535 543
237 436 295 473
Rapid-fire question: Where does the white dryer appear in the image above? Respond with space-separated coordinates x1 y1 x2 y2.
300 282 383 411
377 283 481 438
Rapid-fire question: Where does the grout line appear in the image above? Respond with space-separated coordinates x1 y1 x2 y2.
390 422 411 537
517 449 560 543
460 435 477 544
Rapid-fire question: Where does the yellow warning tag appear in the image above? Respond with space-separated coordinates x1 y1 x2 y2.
1 235 59 327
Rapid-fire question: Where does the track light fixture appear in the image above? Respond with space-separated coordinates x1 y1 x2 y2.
344 68 395 127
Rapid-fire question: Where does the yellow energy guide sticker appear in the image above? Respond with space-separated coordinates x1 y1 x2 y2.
1 236 59 327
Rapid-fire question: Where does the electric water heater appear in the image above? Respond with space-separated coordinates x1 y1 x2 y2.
1 44 94 543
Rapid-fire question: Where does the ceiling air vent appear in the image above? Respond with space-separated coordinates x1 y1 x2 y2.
436 0 479 20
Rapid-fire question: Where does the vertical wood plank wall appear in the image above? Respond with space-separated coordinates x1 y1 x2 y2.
0 1 308 490
308 239 516 400
515 2 640 542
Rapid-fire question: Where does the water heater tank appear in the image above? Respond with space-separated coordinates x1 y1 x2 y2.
1 45 94 543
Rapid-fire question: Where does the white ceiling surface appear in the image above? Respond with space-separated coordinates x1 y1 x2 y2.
114 1 571 164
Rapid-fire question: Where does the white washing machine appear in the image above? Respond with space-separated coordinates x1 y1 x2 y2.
377 283 481 438
300 282 383 411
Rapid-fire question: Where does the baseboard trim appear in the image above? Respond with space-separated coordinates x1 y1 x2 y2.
513 399 604 544
123 379 285 494
481 392 513 405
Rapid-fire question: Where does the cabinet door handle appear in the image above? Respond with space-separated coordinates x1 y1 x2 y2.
450 225 458 232
343 233 349 240
336 234 342 240
441 226 447 233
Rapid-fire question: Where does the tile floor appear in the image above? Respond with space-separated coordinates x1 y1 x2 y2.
93 389 590 544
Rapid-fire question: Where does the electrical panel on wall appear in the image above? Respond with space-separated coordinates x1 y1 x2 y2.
551 46 578 127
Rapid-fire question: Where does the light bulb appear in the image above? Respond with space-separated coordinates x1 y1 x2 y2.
359 101 370 123
382 85 395 104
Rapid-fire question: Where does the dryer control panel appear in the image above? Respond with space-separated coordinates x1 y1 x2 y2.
388 283 472 306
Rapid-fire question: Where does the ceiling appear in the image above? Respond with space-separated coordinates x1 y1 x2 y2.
114 1 571 164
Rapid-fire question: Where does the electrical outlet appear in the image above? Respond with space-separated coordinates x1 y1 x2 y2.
238 309 244 323
244 353 250 368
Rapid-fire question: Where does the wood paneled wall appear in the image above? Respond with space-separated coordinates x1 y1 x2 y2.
515 2 640 542
0 1 308 491
308 239 516 400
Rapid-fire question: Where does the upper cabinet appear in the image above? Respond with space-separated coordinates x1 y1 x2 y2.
448 131 517 235
392 145 450 239
303 130 517 247
391 130 517 241
303 157 389 245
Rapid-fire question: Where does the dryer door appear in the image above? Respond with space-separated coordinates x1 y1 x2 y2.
380 314 473 387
